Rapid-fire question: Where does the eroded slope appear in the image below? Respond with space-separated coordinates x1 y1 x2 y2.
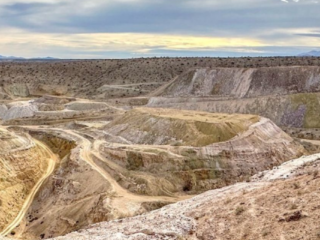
10 127 184 240
105 107 260 146
0 128 56 236
99 108 304 194
148 67 320 128
0 106 306 240
51 152 320 240
154 67 320 98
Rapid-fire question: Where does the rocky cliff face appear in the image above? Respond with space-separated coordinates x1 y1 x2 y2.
155 67 320 98
0 128 55 234
148 67 320 128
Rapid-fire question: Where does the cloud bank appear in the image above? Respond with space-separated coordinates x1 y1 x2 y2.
0 0 318 58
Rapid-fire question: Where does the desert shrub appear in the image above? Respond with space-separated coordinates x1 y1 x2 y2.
235 206 245 215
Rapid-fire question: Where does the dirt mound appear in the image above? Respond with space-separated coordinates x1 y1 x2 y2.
0 98 123 125
101 111 304 194
65 102 111 112
8 128 180 240
0 107 304 240
105 107 259 147
2 101 38 121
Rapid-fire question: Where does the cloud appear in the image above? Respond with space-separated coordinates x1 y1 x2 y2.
295 32 320 37
0 0 319 58
0 0 318 35
280 0 318 3
0 29 318 58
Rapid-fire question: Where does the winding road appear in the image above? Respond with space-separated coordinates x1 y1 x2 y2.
0 125 191 237
0 139 58 237
45 127 190 203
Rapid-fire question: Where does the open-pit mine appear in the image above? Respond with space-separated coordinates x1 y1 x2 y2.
1 57 320 240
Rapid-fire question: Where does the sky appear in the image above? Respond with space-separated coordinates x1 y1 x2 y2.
0 0 319 58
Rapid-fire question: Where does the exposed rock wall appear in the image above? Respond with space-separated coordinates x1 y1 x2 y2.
16 131 113 240
148 93 320 128
153 67 320 98
0 128 52 233
148 67 320 128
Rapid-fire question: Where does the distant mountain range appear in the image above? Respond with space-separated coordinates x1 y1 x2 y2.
0 55 59 60
298 50 320 57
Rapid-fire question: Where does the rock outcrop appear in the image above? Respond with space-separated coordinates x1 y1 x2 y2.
0 128 55 235
148 67 320 128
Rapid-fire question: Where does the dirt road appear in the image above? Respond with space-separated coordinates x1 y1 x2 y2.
59 128 190 202
301 139 320 146
24 126 191 207
0 139 58 237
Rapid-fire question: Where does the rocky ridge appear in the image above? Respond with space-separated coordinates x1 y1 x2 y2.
148 67 320 128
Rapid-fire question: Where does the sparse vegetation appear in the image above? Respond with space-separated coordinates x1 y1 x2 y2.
235 206 245 215
1 57 320 240
293 182 300 189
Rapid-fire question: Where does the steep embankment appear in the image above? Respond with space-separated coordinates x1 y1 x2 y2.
153 67 320 98
105 107 260 147
51 152 320 240
100 108 304 193
148 67 320 128
12 128 186 240
0 128 57 237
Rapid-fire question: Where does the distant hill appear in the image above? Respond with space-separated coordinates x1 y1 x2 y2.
30 57 60 60
0 55 24 60
298 50 320 57
0 55 59 60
